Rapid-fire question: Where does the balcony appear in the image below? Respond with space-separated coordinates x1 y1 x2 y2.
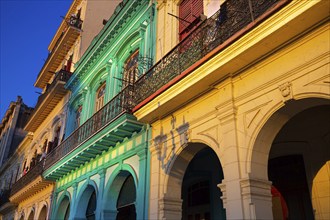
43 85 144 180
132 0 291 122
9 160 53 203
35 15 83 89
25 69 72 132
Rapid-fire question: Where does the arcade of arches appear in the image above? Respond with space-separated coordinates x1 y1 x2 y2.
53 172 138 220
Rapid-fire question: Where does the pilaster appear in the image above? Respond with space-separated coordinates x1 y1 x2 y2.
96 169 106 220
240 177 273 220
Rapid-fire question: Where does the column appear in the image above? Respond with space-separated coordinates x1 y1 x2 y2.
104 61 112 102
136 147 148 220
69 183 78 220
240 177 273 220
96 169 106 220
81 88 91 122
216 103 244 219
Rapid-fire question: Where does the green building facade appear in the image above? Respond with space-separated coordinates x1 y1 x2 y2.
43 1 155 219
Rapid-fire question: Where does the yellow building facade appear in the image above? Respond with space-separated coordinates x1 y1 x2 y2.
134 0 330 219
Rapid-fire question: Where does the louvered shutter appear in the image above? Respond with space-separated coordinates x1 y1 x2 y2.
179 0 204 40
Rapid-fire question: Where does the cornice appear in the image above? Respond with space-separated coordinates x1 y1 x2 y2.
66 1 150 91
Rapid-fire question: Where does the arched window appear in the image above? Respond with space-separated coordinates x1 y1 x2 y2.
86 191 97 220
95 83 106 112
179 0 204 40
116 175 136 220
53 126 61 148
75 105 82 128
122 50 139 88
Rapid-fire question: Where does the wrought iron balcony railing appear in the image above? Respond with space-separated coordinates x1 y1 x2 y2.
33 69 72 113
42 0 287 176
10 160 45 196
133 0 285 105
44 85 134 170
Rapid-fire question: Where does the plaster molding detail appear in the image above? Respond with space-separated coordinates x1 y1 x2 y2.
197 125 220 148
243 100 272 131
217 182 227 209
216 105 237 126
278 81 293 103
240 178 272 199
304 73 330 87
159 196 182 220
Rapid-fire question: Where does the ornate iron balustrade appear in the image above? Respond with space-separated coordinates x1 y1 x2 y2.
44 85 134 170
33 69 72 114
133 0 283 105
10 160 44 196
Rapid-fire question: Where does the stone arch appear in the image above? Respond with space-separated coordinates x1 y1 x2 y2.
74 180 98 219
247 96 330 219
248 97 330 180
18 211 24 220
190 134 225 163
27 206 35 220
115 31 140 62
36 203 48 220
102 164 138 219
54 191 72 220
163 142 225 219
89 67 107 92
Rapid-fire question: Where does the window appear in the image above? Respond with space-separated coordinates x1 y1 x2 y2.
179 0 204 40
53 127 61 148
122 50 139 88
66 54 73 72
75 105 82 128
95 83 106 112
86 191 96 220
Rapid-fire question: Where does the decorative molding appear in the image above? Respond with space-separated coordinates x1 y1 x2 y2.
304 74 330 87
240 178 272 201
243 100 272 130
278 81 293 103
197 125 219 148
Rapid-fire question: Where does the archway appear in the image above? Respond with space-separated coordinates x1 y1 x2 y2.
104 169 137 220
38 205 47 220
55 195 70 220
27 209 34 220
268 104 330 219
249 98 330 219
75 184 97 220
164 143 225 220
19 212 24 220
116 174 136 220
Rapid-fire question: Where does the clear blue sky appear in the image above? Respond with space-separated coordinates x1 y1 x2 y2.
0 0 72 119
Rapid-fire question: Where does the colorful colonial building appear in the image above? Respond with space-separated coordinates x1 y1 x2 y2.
1 0 329 220
132 0 329 219
43 1 155 219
